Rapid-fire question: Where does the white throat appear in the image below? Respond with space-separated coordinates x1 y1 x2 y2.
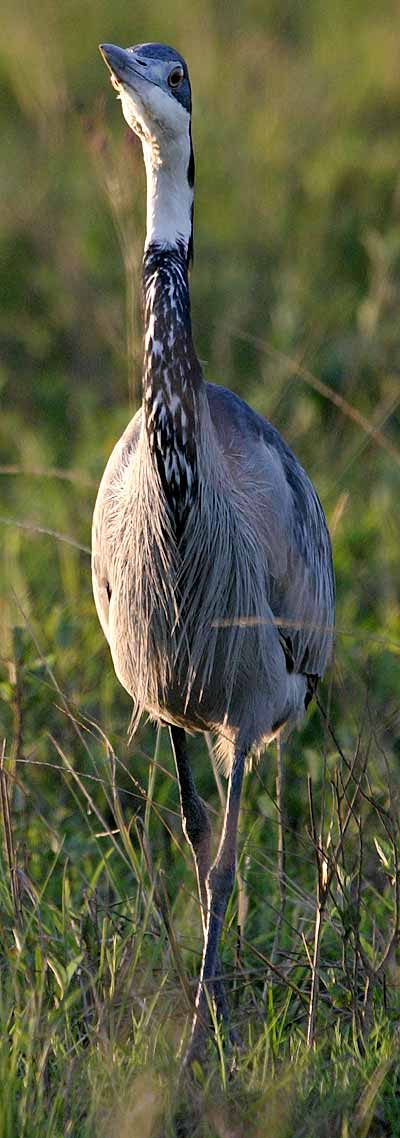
142 132 193 252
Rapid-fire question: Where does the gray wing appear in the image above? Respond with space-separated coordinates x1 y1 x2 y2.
92 407 143 642
206 383 335 681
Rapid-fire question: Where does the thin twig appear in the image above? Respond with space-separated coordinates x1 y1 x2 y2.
225 328 400 468
0 464 95 487
0 516 90 554
270 734 286 967
0 742 22 927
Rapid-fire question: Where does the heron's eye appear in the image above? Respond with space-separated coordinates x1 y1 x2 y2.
168 65 184 89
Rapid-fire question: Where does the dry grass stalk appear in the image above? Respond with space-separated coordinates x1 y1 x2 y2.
306 727 370 1048
0 740 22 927
270 735 286 967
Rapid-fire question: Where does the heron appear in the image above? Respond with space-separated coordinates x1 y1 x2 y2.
92 40 335 1062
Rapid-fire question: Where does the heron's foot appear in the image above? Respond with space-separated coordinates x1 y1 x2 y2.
182 1017 241 1074
182 976 240 1072
181 1019 207 1072
213 973 241 1047
212 952 241 1048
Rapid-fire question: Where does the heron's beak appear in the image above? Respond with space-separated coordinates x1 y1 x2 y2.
100 43 136 93
100 43 161 97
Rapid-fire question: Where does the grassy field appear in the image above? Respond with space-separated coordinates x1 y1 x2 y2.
1 0 400 1134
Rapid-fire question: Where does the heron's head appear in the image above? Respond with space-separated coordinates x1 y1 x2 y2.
100 42 195 254
99 42 192 149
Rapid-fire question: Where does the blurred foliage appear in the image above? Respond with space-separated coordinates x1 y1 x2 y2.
0 0 400 1132
0 0 399 774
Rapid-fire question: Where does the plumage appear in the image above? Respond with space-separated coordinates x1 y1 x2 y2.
92 40 335 1060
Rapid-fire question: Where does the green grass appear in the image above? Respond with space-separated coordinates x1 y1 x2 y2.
1 674 400 1135
1 0 400 1132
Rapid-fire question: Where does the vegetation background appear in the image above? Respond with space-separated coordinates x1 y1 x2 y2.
0 0 399 1134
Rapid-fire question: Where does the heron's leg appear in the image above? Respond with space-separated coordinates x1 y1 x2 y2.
186 745 246 1062
169 727 230 1027
170 726 211 921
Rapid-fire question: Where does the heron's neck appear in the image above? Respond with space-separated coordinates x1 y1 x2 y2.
142 132 194 254
142 234 202 522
